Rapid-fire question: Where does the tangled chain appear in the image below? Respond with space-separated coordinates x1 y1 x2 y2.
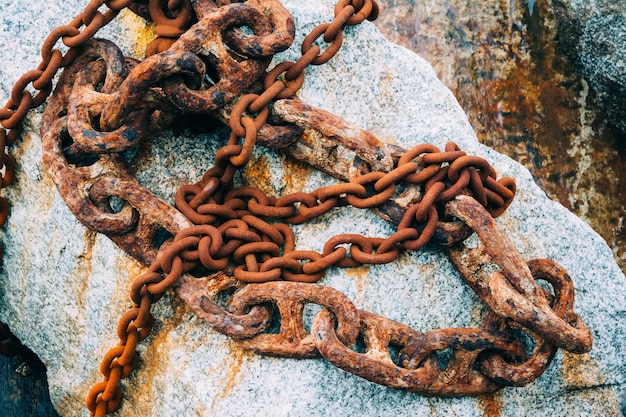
0 1 592 416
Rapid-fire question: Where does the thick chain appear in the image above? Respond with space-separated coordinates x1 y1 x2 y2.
0 0 592 416
0 0 151 359
0 0 132 266
0 0 197 262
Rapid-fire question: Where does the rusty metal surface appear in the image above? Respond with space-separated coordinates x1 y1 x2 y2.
314 309 522 396
0 0 593 416
444 196 592 354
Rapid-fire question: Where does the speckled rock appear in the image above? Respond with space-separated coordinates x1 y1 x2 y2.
553 0 626 134
580 13 626 135
0 1 625 416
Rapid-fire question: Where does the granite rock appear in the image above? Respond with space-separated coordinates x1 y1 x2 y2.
0 1 625 416
553 0 626 134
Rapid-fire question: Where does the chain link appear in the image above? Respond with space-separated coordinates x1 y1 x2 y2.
0 0 143 362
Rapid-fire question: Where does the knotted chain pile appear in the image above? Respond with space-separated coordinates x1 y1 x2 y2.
0 1 592 416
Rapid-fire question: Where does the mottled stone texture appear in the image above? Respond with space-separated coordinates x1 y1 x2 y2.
552 0 626 134
374 0 626 272
0 1 625 416
580 13 626 135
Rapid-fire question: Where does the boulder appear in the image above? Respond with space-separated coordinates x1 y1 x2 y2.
553 0 626 134
0 0 625 416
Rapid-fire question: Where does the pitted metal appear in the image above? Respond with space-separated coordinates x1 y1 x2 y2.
0 1 592 416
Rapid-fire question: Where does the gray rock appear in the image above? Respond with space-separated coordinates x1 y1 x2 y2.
581 13 626 134
0 0 625 416
553 0 626 134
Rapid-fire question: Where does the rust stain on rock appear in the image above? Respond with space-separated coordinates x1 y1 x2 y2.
560 351 605 389
130 294 188 410
117 8 157 59
478 393 503 417
346 266 371 305
117 255 147 288
346 265 371 293
14 133 33 156
243 155 277 196
221 343 250 394
375 0 626 272
346 266 371 280
72 229 97 309
283 154 314 194
207 342 252 412
11 133 56 213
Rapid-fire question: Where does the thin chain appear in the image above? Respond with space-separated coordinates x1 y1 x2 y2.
85 3 387 414
0 0 140 360
0 1 592 416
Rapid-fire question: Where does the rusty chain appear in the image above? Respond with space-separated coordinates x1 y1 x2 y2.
0 0 148 359
0 0 592 416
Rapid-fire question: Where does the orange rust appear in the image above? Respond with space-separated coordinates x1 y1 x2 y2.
222 343 250 393
346 265 370 280
560 351 604 389
117 9 158 59
375 0 626 272
299 128 318 146
15 133 32 153
207 342 251 411
117 257 147 290
346 265 370 301
242 155 277 197
446 198 593 354
72 229 98 310
0 0 594 413
130 294 188 409
282 154 314 195
478 393 503 417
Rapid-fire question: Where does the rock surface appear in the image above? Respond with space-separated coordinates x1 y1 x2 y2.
0 1 625 416
374 0 626 273
553 0 626 134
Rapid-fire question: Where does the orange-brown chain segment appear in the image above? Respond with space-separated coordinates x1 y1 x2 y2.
0 1 591 416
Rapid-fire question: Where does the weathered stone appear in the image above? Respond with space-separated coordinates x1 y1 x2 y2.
0 1 625 416
580 13 626 135
374 0 626 273
552 0 626 134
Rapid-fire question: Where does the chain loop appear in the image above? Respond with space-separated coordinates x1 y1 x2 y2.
0 0 593 414
301 23 344 65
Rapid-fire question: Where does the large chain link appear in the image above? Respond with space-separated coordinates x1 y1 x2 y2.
0 1 592 416
0 0 138 266
0 0 149 360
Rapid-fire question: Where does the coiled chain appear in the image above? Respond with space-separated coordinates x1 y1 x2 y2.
0 1 592 416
